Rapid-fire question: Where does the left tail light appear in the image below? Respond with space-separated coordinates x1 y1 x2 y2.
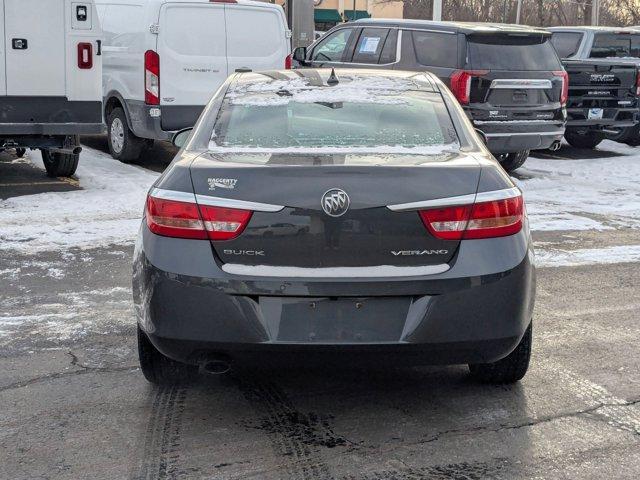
145 50 160 105
146 194 252 240
77 42 93 69
449 70 489 105
285 54 292 69
636 70 640 96
553 70 569 106
418 193 524 240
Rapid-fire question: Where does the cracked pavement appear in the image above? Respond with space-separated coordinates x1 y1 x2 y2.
0 242 639 480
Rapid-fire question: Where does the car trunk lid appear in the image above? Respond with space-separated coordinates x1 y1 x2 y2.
190 152 481 269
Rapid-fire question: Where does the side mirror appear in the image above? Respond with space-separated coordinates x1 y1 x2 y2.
475 128 488 146
293 46 307 64
172 128 193 149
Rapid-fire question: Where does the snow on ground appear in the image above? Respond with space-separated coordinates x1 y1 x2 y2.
535 244 640 268
518 140 640 232
0 147 159 253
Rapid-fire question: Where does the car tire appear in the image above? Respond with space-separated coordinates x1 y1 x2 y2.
137 325 198 385
564 128 604 149
468 323 532 384
15 148 26 158
41 136 80 178
616 125 640 146
107 107 149 163
496 150 529 172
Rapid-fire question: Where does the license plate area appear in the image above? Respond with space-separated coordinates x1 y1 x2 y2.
259 296 411 343
588 108 604 120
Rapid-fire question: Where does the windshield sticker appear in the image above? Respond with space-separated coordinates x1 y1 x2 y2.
360 37 381 54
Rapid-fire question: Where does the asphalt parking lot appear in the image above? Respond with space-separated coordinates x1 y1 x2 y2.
1 140 639 479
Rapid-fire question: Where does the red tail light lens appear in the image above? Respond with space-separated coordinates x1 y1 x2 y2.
449 70 488 105
419 194 523 240
199 205 253 241
145 50 160 105
77 43 93 69
146 194 252 240
285 54 293 70
636 71 640 96
553 70 569 106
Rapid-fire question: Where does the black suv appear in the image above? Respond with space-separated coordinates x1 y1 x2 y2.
294 20 567 171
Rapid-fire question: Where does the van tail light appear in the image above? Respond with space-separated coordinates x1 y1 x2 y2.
285 54 292 69
77 43 93 69
146 194 252 241
553 70 569 106
145 50 160 105
449 70 489 105
636 70 640 96
418 193 524 240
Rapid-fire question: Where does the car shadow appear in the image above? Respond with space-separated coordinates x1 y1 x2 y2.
81 135 178 173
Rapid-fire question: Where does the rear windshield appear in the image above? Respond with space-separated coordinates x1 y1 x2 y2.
550 32 583 58
211 76 459 151
466 35 562 71
590 33 640 58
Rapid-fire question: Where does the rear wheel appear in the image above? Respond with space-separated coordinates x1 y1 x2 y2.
496 150 529 172
611 125 640 146
138 325 198 385
469 324 532 384
107 107 150 162
41 136 80 178
564 128 604 149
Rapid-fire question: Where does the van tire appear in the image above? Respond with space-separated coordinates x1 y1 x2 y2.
469 323 532 384
496 150 529 172
41 137 80 178
564 128 604 149
107 107 148 162
138 325 198 385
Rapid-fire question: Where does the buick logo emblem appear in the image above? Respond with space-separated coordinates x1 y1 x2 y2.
321 188 350 217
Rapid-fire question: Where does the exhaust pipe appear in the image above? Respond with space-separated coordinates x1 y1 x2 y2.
549 141 562 152
48 146 83 156
199 359 231 376
601 128 620 135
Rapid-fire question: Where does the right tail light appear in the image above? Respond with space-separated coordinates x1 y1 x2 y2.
419 194 524 240
145 50 160 105
553 70 569 106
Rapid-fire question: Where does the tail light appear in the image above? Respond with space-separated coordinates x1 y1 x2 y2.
77 43 93 69
285 54 292 70
418 194 524 240
449 70 488 105
553 70 569 106
146 195 252 240
636 70 640 96
145 50 160 105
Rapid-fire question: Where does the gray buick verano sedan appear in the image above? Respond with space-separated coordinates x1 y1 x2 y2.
133 69 536 385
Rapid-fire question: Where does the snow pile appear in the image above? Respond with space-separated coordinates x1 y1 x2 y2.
535 244 640 267
517 141 640 231
0 148 159 253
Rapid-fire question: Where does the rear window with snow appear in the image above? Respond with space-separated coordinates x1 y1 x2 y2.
210 76 459 151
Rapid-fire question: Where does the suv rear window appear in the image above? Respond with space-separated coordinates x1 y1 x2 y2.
590 33 640 58
466 35 562 71
550 32 583 58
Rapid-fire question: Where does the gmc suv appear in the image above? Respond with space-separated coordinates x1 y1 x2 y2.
294 20 567 171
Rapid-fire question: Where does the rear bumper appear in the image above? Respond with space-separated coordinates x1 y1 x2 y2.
473 121 565 154
125 100 203 141
0 96 103 135
133 222 536 367
566 107 639 128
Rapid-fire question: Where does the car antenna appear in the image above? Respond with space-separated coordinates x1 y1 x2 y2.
327 68 339 86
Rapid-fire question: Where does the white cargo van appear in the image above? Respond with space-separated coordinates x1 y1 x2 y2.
95 0 291 161
0 0 103 177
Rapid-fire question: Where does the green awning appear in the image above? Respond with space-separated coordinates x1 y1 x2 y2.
314 9 342 23
344 10 370 21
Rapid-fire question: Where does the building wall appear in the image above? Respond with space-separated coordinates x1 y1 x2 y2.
267 0 404 19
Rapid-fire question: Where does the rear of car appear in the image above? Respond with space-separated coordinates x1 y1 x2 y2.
98 0 290 161
133 70 536 385
298 21 566 171
550 27 640 147
0 0 103 177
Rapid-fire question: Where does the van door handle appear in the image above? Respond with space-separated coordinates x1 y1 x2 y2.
96 40 102 56
12 39 28 50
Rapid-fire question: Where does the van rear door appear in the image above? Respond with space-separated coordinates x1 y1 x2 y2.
4 0 65 96
225 4 289 73
157 2 228 112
